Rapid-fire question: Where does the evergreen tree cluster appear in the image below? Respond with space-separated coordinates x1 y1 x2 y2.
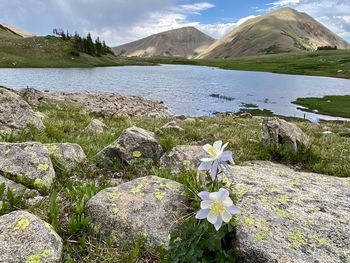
317 46 337 51
53 28 113 57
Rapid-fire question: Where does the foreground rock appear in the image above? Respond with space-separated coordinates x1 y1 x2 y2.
232 161 350 263
0 87 44 136
0 210 63 263
160 145 207 174
83 119 106 134
96 127 163 168
86 176 187 247
0 142 55 194
262 117 310 152
45 143 86 171
19 88 168 118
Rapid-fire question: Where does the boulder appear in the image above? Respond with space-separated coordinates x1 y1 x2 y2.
161 121 184 132
232 161 350 263
83 119 106 134
160 145 207 174
0 142 55 194
0 87 44 135
262 117 310 152
45 143 86 171
0 210 62 263
18 87 46 107
95 126 163 167
85 176 187 247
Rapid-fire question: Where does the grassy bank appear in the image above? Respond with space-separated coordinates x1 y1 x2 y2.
1 100 349 261
293 95 350 118
0 28 151 68
128 50 350 79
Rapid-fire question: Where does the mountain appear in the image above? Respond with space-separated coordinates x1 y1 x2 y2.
0 24 35 38
112 27 215 58
197 7 349 59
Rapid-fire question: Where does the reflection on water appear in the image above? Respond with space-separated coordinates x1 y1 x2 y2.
0 65 349 122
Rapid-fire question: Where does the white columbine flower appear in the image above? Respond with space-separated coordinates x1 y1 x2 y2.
195 188 240 231
198 140 234 181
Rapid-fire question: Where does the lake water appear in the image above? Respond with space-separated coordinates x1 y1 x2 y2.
0 65 349 122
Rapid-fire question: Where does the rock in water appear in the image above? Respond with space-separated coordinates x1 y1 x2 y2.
85 176 187 247
262 117 310 152
45 143 86 171
83 119 107 134
160 145 207 174
0 142 55 194
232 161 350 263
0 87 44 135
95 126 163 167
0 210 63 263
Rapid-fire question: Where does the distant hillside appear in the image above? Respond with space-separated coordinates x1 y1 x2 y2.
0 25 146 68
0 24 35 38
113 27 215 58
197 7 349 59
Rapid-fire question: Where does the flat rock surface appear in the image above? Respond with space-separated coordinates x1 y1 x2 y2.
232 161 350 263
0 210 62 263
0 87 44 135
0 142 55 194
19 88 169 118
85 176 187 247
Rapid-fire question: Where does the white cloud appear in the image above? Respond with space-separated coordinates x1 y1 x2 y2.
267 0 300 7
177 2 215 13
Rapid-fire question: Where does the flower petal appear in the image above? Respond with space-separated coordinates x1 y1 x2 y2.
227 205 241 215
210 161 219 180
201 200 213 209
207 211 218 224
200 157 215 162
218 188 230 200
209 191 220 201
222 210 232 223
198 160 213 171
214 216 223 231
198 191 210 200
213 141 223 152
221 151 234 164
195 209 210 219
221 142 229 152
203 144 212 152
223 197 233 207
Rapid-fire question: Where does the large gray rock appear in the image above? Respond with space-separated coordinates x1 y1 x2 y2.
0 210 63 263
160 145 207 174
85 176 187 247
0 142 55 194
83 119 107 135
262 118 310 153
45 143 86 171
0 87 45 135
231 161 350 263
96 126 163 167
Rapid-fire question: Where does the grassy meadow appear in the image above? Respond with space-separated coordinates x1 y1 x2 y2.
1 100 349 261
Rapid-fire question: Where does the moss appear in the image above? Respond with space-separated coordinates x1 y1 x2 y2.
154 190 166 200
26 249 52 263
259 195 269 206
274 208 291 218
255 230 270 243
13 218 30 231
130 184 143 195
288 230 308 249
132 151 142 158
33 178 49 193
107 192 122 200
112 205 120 214
241 216 256 226
315 236 329 245
276 194 290 203
37 163 49 171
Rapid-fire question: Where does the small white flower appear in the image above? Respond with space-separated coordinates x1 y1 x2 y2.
198 140 234 181
195 188 240 231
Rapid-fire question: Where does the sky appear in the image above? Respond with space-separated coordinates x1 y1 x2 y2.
1 0 349 46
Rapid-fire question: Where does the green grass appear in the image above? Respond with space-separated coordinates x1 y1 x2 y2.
0 29 151 68
293 95 350 118
127 50 350 79
1 100 350 261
